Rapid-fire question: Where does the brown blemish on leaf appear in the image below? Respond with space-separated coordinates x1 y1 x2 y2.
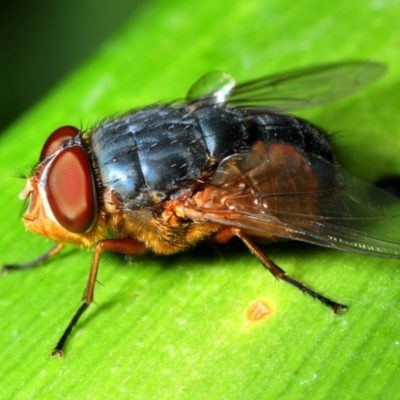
246 300 272 321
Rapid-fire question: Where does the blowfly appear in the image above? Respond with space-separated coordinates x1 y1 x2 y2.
5 61 400 357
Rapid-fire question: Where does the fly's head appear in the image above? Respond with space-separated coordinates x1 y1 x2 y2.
20 126 105 247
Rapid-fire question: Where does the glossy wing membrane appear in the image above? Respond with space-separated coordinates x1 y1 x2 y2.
186 71 236 103
185 142 400 257
189 61 386 111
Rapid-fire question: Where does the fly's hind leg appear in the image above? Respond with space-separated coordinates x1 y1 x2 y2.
233 228 347 314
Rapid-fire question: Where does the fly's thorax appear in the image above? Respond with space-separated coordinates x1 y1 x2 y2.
89 103 248 211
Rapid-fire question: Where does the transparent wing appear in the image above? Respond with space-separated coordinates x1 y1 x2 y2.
183 141 400 257
186 71 236 103
187 61 386 111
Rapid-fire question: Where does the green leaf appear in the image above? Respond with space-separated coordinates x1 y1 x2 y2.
1 1 400 399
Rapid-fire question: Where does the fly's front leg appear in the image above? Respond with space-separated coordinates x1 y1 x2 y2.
51 239 144 358
233 228 347 314
2 243 64 274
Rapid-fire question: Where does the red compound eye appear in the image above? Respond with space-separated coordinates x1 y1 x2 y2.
46 146 96 233
40 126 80 161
